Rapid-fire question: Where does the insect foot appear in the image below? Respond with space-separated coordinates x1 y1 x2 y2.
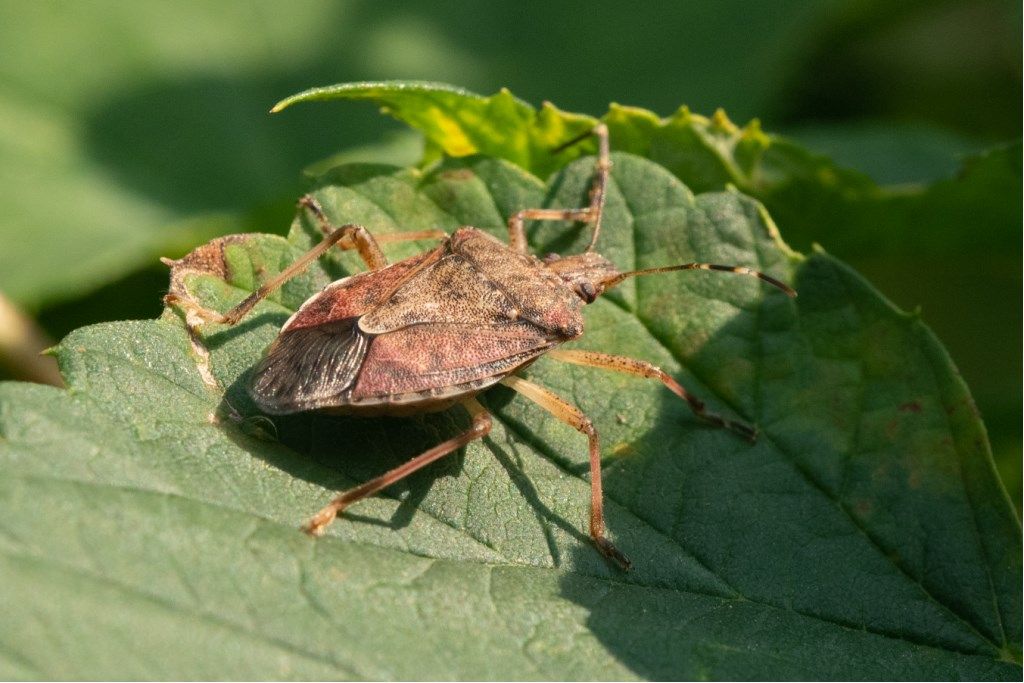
163 293 228 330
301 507 338 537
702 412 758 444
728 420 758 444
594 536 633 571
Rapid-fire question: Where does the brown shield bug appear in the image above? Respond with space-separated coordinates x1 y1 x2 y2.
166 124 795 570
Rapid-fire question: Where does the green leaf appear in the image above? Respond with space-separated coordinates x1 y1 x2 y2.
1 153 1019 679
275 81 1020 256
275 81 1022 511
272 81 862 195
270 81 1018 262
273 81 597 179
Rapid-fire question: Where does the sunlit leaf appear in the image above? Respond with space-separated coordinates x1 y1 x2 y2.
1 152 1018 679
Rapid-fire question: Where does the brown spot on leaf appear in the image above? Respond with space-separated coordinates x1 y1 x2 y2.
898 401 922 413
164 235 252 298
945 397 980 419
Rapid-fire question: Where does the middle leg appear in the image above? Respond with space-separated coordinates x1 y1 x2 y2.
501 373 631 570
299 194 447 259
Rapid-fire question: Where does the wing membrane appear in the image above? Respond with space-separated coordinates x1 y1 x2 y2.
249 317 368 414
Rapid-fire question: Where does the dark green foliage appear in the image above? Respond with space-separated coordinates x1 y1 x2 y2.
1 145 1018 678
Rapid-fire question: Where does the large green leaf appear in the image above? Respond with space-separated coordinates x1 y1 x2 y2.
272 81 865 195
1 153 1019 679
272 81 596 178
274 81 1023 512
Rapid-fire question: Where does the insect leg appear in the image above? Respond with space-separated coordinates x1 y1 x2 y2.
546 349 758 442
302 398 492 536
507 123 611 253
165 218 377 328
297 195 388 270
500 374 631 570
507 208 592 253
299 195 447 265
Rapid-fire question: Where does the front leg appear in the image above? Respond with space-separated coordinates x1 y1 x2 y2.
164 217 376 331
507 123 611 253
546 348 758 442
164 194 407 331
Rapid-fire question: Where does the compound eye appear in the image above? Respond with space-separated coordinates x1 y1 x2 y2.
579 281 597 303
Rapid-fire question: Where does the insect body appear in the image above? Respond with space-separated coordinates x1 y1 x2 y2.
250 226 585 417
167 125 795 570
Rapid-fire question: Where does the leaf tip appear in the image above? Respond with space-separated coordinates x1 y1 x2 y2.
712 108 737 132
742 118 771 147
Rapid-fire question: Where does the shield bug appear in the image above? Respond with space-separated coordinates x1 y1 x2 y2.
166 124 796 569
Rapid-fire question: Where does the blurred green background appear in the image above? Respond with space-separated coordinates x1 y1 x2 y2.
0 0 1019 506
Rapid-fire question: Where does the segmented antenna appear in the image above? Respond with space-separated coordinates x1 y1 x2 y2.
604 262 797 297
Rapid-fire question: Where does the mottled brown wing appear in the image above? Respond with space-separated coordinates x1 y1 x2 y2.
249 317 369 414
347 321 555 404
249 315 555 413
283 247 442 332
247 249 441 414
